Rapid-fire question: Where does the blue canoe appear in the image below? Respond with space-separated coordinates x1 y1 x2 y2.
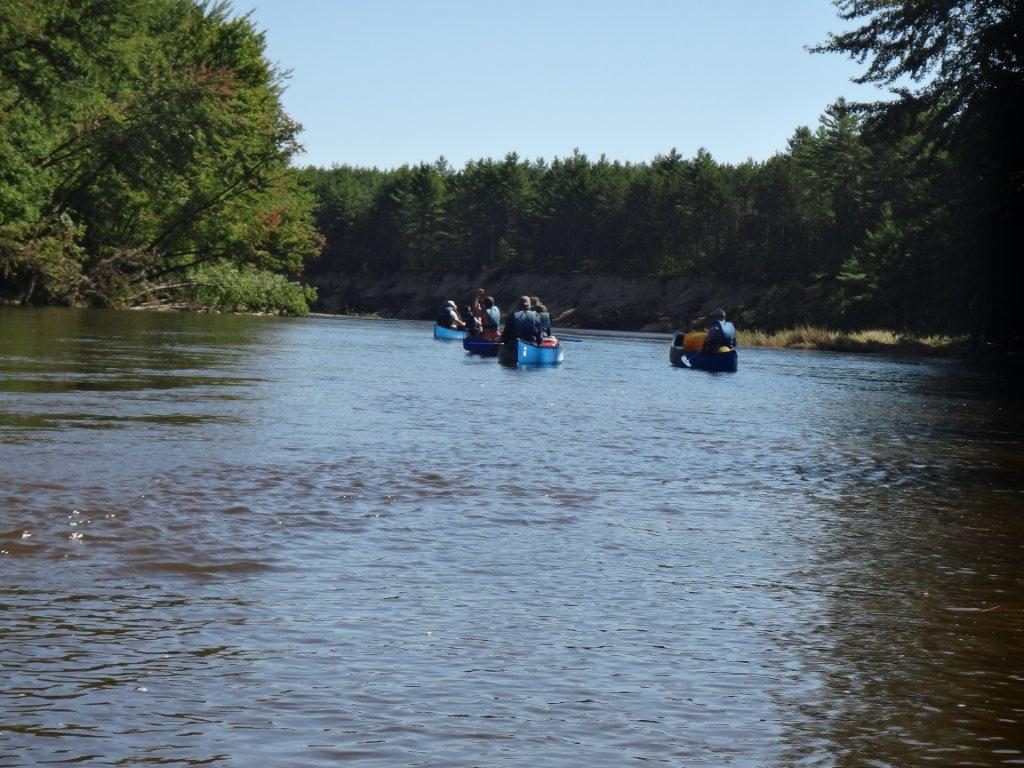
434 323 466 340
669 344 738 372
498 339 564 367
463 337 501 356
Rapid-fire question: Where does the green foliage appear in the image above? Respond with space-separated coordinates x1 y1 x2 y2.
837 202 898 311
0 0 320 311
188 261 315 315
0 215 85 304
814 0 1024 343
302 122 880 284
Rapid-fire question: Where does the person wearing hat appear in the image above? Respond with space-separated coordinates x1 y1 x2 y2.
501 295 542 346
436 299 465 329
701 308 737 354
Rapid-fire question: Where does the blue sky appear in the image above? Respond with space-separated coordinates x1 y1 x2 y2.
242 0 880 170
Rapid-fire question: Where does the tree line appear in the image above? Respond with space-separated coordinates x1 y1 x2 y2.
301 102 967 333
2 1 1019 345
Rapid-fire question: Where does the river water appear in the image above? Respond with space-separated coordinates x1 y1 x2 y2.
1 307 1022 767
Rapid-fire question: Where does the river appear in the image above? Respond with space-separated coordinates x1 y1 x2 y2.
1 307 1022 767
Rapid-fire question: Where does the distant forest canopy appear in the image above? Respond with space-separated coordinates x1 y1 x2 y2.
301 105 953 333
1 1 1020 343
0 0 322 314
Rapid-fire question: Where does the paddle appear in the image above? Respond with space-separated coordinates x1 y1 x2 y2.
556 336 584 343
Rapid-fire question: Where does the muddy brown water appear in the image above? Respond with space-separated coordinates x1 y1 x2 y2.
1 308 1022 767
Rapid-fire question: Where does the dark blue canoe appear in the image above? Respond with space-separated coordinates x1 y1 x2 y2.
669 344 738 372
463 337 501 356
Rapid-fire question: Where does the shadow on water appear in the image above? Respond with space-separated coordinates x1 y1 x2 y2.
0 306 264 375
772 358 1024 767
0 307 275 434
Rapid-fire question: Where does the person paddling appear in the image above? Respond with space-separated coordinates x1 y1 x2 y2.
480 295 501 340
531 296 552 337
701 308 737 354
501 296 542 346
463 304 482 336
437 300 465 329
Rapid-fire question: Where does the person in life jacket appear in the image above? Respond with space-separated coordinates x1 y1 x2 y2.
501 296 542 346
463 304 482 337
701 308 737 353
481 296 501 340
437 300 465 329
468 288 485 328
530 296 552 337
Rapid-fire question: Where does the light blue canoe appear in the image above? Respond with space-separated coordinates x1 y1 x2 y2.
498 339 564 367
433 323 466 340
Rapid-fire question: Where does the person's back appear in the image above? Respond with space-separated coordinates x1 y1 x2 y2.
481 296 501 340
702 308 736 353
464 304 482 336
536 304 551 337
529 296 552 337
502 296 542 346
437 300 464 329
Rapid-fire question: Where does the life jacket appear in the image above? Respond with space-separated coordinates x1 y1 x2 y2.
482 305 501 330
437 306 458 328
722 321 737 348
538 311 552 336
709 320 737 350
512 310 540 342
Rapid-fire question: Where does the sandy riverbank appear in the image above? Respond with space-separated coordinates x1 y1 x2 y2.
308 268 839 332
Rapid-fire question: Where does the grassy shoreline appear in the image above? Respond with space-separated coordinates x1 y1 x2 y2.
738 326 964 354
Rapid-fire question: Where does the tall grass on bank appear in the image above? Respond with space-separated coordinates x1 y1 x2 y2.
738 326 963 353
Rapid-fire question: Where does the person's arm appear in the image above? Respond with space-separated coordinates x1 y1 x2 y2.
702 323 722 353
701 324 712 353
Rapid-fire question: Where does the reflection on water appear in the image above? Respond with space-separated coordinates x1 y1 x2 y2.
1 307 1022 767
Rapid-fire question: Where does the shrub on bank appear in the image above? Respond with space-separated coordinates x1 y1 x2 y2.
188 263 316 316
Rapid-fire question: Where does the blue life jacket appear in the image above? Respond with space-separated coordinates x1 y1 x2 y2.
437 307 457 327
512 310 541 342
538 311 552 336
483 306 501 330
709 320 737 349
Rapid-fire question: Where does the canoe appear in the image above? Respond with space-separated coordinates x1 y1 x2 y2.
433 323 466 340
498 338 564 367
463 337 501 356
669 344 738 372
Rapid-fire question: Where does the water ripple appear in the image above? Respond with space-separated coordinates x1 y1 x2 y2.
1 311 1021 767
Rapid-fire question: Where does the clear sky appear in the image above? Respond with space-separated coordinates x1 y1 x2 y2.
241 0 879 170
